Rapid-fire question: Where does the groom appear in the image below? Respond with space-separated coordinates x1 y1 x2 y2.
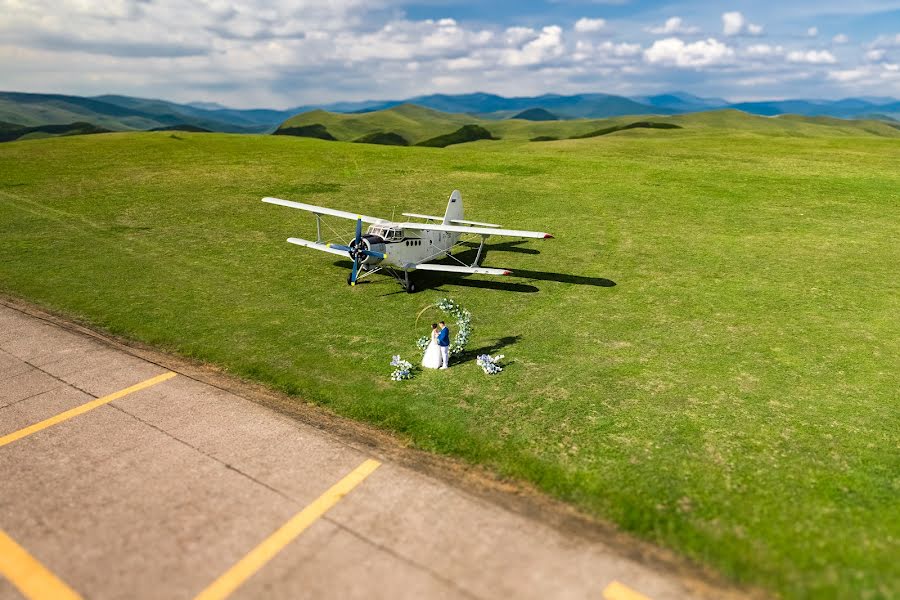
437 320 450 369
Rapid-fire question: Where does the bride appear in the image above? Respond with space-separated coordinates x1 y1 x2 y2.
422 323 443 369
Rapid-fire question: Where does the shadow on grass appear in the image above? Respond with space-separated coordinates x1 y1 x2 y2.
330 259 616 293
453 335 521 365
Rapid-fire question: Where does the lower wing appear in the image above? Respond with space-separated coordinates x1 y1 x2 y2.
413 263 511 276
287 237 350 257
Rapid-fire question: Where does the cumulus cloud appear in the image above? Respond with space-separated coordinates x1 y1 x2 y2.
0 0 893 106
574 18 606 33
787 49 837 64
744 44 784 58
644 38 734 67
832 33 849 44
722 12 762 37
500 25 564 67
807 27 819 37
647 17 699 35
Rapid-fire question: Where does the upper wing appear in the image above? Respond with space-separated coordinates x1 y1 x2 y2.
263 197 386 224
400 222 552 239
413 264 511 276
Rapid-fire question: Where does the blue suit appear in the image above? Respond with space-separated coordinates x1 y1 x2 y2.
437 327 450 347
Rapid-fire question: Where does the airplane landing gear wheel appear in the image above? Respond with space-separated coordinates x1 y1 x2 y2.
347 273 353 286
406 281 416 294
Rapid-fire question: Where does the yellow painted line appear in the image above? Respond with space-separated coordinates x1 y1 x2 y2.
603 580 652 600
194 458 381 600
0 371 176 448
0 529 82 600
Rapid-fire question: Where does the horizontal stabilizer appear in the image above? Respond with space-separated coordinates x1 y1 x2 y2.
413 263 511 276
287 237 350 257
450 218 501 228
402 212 444 221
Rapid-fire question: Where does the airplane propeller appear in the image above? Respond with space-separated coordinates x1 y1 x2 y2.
328 216 385 286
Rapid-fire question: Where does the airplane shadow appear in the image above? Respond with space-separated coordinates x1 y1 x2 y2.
459 239 540 255
331 259 616 294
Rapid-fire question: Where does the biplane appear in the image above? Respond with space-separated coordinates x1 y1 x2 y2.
262 190 552 293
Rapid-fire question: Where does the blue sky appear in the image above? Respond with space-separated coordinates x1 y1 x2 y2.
0 0 898 108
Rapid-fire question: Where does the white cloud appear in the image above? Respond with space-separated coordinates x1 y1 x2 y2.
807 27 819 37
644 37 734 68
832 33 849 44
500 25 564 67
505 27 537 45
866 49 886 62
786 49 837 64
722 12 745 36
597 41 642 57
574 18 606 33
744 44 784 58
722 12 761 37
647 17 698 35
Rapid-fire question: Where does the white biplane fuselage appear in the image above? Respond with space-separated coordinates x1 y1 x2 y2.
262 190 552 293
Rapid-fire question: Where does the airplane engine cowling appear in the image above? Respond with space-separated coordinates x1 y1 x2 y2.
351 235 385 266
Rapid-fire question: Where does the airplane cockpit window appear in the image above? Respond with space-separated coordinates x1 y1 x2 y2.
366 225 402 242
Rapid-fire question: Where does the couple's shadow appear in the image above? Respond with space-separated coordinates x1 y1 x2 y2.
452 335 520 365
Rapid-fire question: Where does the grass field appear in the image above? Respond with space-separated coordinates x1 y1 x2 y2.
1 116 898 598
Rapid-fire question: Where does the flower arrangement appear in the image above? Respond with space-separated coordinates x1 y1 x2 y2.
434 297 472 356
392 297 505 379
390 355 414 381
476 354 504 375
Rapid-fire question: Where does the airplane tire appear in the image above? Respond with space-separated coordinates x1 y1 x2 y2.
406 281 416 294
347 274 353 286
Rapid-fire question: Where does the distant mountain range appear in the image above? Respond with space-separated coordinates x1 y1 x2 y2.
1 90 898 135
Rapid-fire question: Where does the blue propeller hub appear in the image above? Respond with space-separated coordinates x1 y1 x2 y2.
332 217 386 285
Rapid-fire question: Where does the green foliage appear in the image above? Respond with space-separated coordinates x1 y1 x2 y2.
0 121 110 143
511 108 559 121
149 124 212 133
0 121 898 599
570 121 682 139
415 124 498 148
273 124 337 141
353 131 410 146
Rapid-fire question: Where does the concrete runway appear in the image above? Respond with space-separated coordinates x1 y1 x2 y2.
0 302 741 600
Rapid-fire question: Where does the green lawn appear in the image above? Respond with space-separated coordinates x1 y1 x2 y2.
1 122 898 599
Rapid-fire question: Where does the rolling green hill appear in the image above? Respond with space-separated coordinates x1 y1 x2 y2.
1 115 898 599
277 105 900 145
0 91 280 132
0 121 110 143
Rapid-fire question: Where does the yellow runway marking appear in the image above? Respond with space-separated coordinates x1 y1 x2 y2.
0 529 82 600
194 458 381 600
604 580 652 600
0 371 176 448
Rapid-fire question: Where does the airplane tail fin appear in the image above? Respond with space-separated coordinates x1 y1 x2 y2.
443 190 463 225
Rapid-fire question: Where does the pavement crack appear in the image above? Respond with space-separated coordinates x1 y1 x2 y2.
107 402 295 504
322 515 486 600
0 383 70 412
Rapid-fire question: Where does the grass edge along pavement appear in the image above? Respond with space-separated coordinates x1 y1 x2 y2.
0 124 898 600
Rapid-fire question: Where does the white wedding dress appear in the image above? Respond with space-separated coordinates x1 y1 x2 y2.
422 332 442 369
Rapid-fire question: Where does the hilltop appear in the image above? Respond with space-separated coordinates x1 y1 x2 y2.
1 90 897 138
274 104 900 146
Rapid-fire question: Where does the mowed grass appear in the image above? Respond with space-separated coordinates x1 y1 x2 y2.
1 123 898 599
